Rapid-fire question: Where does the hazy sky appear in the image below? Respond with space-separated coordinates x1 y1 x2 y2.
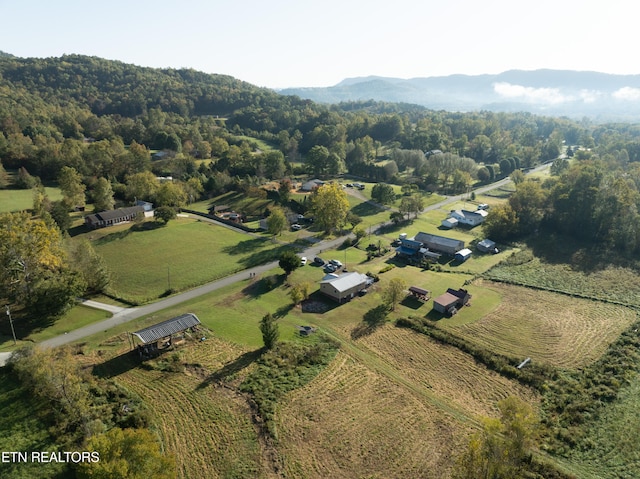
0 0 635 89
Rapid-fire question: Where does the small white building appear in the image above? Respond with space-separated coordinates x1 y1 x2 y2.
454 248 472 262
441 217 459 229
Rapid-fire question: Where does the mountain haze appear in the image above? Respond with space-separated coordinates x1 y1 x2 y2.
280 70 640 121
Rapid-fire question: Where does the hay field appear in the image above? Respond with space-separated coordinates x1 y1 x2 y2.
275 351 470 479
114 337 265 479
442 281 637 369
358 326 537 418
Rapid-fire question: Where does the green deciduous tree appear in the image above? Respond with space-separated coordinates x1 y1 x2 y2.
267 207 287 236
154 205 176 224
371 183 396 205
125 171 159 202
278 250 300 275
259 313 279 350
0 160 8 188
67 238 111 294
483 203 519 241
10 346 94 435
289 282 312 305
76 427 176 479
453 396 538 479
50 200 72 232
382 277 406 311
155 182 187 208
0 212 84 318
92 177 115 211
309 182 350 233
58 166 86 209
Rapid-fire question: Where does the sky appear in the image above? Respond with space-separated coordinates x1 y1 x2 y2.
0 0 636 89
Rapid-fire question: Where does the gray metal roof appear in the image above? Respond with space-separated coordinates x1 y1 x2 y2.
320 272 368 293
132 313 201 344
415 232 464 249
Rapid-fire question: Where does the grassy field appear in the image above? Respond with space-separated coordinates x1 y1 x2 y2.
0 304 111 351
276 351 472 479
0 187 63 213
12 174 640 479
87 217 288 304
565 373 640 478
441 280 638 369
485 248 640 306
57 233 638 478
85 249 539 479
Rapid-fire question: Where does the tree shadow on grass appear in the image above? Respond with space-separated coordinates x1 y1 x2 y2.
196 349 263 390
351 202 384 217
351 304 389 339
93 350 140 379
242 274 286 299
400 296 425 310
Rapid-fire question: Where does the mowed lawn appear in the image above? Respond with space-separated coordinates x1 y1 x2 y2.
90 218 287 304
0 187 63 213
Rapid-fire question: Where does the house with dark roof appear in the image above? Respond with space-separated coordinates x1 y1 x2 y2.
319 271 369 303
85 206 145 229
414 232 465 256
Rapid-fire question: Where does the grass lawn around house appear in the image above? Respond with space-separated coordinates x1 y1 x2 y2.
0 187 63 213
87 217 289 304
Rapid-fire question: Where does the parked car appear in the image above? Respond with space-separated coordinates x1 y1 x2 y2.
329 259 343 268
323 264 337 273
291 224 303 230
477 203 489 210
300 256 307 266
313 257 325 266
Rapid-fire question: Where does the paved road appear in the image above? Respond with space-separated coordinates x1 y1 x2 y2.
0 166 547 366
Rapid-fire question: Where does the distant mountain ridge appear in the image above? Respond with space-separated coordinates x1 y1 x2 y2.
279 70 640 121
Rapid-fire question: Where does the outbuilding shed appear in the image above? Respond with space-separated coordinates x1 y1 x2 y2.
477 239 499 254
132 313 201 358
454 248 472 262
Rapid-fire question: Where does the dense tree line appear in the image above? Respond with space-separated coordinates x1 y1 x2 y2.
3 54 634 192
484 155 640 256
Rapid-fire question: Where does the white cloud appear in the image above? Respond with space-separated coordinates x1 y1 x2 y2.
493 82 569 104
578 89 601 103
612 87 640 101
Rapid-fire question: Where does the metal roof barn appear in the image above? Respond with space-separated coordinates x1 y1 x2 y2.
132 313 201 344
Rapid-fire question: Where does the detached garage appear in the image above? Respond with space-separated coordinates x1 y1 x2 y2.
454 248 472 262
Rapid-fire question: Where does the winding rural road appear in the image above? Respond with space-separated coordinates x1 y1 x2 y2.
0 165 548 366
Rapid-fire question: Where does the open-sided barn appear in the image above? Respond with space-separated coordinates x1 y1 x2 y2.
132 313 201 358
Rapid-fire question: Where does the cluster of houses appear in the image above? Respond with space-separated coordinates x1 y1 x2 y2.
394 231 498 264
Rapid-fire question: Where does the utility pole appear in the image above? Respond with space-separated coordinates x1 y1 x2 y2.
167 264 171 291
5 305 17 345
